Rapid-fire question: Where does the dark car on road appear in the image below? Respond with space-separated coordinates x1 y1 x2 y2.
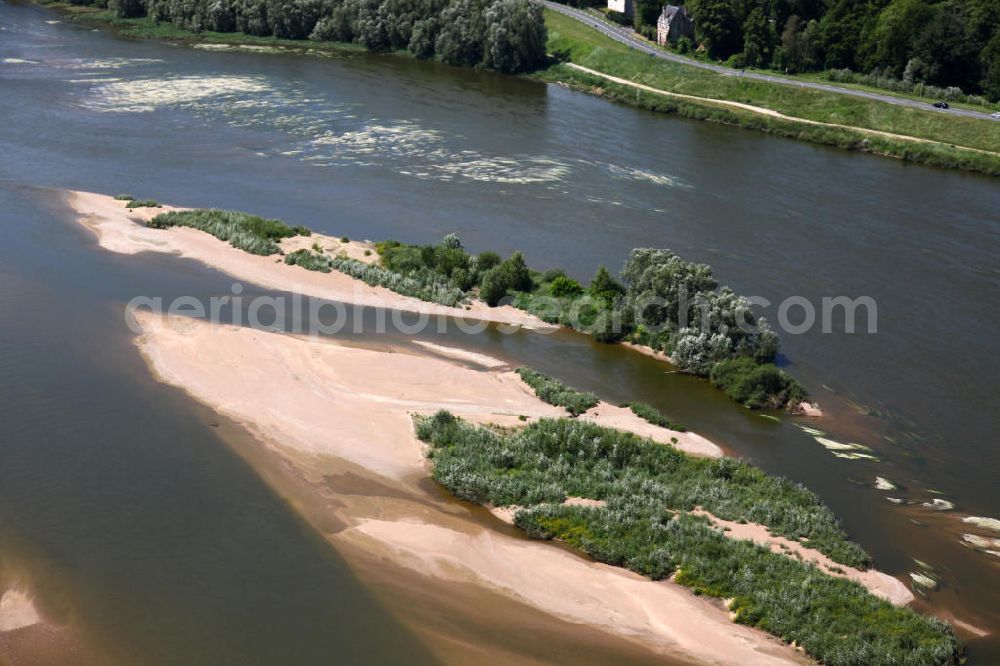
932 101 950 109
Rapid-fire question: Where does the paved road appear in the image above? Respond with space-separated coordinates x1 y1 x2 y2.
544 1 999 122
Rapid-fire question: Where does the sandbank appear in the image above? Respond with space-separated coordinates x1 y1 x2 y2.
132 312 809 664
0 590 41 633
68 190 551 330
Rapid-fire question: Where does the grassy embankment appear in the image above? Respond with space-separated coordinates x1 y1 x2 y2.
539 10 1000 177
417 410 963 666
583 7 998 114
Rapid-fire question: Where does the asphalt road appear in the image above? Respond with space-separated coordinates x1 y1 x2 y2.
543 1 1000 122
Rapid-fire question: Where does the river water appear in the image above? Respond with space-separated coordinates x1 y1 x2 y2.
1 1 998 662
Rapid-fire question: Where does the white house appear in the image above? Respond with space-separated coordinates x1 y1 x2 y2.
608 0 634 18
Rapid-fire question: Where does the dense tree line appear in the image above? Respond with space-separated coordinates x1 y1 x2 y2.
102 0 547 72
615 0 1000 100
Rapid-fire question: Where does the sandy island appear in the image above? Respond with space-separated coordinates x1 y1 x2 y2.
65 190 912 664
69 190 552 330
133 312 804 664
128 311 912 664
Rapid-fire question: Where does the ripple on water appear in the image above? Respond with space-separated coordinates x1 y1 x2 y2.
606 163 691 190
82 75 272 113
75 69 570 185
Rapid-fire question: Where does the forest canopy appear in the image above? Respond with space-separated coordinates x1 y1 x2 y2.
99 0 548 72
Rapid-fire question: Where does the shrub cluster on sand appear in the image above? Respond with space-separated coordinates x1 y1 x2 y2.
115 193 161 208
510 249 803 409
125 198 161 208
623 401 685 431
285 248 466 306
148 209 309 255
416 411 962 666
710 357 807 409
145 214 806 409
515 367 598 416
377 236 532 306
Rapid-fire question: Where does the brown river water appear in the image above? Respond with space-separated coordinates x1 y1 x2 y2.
1 2 999 662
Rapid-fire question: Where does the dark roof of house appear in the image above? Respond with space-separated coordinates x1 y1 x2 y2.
660 4 690 21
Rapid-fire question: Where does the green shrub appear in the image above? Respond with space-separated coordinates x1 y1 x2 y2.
479 267 509 306
623 401 686 431
549 275 584 297
515 367 598 416
114 193 134 200
709 358 807 409
476 251 503 272
541 268 567 283
589 265 625 306
284 249 464 306
126 199 160 208
416 413 961 666
284 248 332 273
499 251 533 292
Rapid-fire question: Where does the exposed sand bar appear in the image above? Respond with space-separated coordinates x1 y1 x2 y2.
581 402 721 457
337 519 808 666
134 312 720 478
0 590 40 633
132 313 810 664
692 511 914 606
68 190 552 330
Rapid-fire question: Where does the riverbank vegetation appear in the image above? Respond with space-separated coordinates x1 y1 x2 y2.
710 357 806 409
602 0 1000 103
417 410 963 666
142 207 807 410
285 247 466 305
515 367 598 415
512 247 808 408
540 10 1000 176
373 235 805 410
624 401 685 431
361 232 806 409
148 209 309 255
376 235 528 305
47 0 548 73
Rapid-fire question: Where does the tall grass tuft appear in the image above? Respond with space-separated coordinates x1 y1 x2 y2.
148 209 310 255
